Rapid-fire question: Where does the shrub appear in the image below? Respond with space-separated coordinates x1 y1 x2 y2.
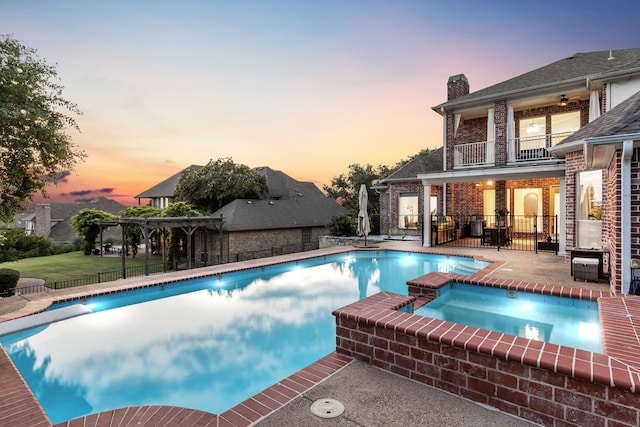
0 228 57 262
327 214 356 236
0 268 20 296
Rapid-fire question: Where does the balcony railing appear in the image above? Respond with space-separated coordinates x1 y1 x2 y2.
453 132 573 168
511 131 572 162
453 140 495 168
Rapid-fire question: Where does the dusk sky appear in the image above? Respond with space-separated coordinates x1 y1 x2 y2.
2 0 639 207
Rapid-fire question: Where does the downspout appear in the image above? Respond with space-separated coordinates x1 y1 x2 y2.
621 140 633 293
423 183 431 247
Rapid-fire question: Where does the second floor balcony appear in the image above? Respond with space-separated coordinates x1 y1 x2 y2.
453 131 572 168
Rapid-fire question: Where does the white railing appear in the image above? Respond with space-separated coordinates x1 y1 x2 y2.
511 131 572 162
453 140 495 168
453 131 574 168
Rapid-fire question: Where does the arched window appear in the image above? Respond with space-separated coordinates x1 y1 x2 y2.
524 193 538 216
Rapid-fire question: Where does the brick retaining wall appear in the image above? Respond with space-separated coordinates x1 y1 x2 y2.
333 290 640 426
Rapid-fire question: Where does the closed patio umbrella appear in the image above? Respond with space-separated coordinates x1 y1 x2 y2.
357 184 371 246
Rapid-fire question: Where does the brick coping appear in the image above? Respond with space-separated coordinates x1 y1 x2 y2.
0 246 617 425
333 282 640 393
0 348 351 427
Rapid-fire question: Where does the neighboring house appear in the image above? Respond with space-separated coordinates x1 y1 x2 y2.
134 165 202 208
135 165 347 261
13 197 125 243
378 48 640 294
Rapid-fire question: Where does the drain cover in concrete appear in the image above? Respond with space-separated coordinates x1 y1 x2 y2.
310 398 345 419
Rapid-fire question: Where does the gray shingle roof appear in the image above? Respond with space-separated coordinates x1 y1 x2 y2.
215 167 347 230
560 90 640 144
253 166 311 200
135 164 347 231
49 197 125 242
214 194 347 231
433 48 640 110
135 165 202 199
379 147 443 182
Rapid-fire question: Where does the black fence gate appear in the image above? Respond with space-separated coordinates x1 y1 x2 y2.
430 214 559 253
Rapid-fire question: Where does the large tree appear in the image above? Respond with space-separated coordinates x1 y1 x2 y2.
174 158 269 213
70 209 116 255
0 35 84 222
324 149 436 215
323 163 391 215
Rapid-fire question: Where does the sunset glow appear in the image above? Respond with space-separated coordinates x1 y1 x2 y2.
2 0 637 206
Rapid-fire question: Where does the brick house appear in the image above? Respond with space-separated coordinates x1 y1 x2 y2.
550 90 640 294
11 197 125 243
378 48 640 293
136 165 347 262
374 147 443 237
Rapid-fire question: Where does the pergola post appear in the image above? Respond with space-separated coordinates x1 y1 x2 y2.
121 224 127 279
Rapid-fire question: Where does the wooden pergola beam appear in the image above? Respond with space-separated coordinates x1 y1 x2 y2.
97 215 225 278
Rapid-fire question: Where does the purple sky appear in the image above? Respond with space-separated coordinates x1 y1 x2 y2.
2 0 638 205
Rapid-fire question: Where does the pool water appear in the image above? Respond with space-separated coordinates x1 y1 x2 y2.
0 251 489 424
413 282 602 353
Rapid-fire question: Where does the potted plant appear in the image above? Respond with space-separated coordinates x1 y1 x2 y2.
495 208 509 227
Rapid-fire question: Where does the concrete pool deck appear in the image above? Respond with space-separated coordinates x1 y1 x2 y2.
0 241 625 426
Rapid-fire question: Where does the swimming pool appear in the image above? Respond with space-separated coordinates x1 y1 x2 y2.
0 250 489 424
413 282 602 353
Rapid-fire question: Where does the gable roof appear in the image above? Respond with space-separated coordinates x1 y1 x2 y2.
253 166 313 200
214 167 347 231
134 164 347 231
433 48 640 111
49 197 125 242
135 165 202 199
376 147 443 184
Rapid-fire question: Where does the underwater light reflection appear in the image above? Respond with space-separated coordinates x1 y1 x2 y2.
578 321 600 340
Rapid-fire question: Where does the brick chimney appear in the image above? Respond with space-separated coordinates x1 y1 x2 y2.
447 74 469 100
35 204 52 237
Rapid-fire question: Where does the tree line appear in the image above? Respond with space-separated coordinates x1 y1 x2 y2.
1 34 435 261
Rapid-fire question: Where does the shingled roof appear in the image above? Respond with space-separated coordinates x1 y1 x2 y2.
214 196 346 231
213 168 346 231
135 165 202 199
377 147 443 183
433 48 640 111
560 90 640 144
49 197 125 242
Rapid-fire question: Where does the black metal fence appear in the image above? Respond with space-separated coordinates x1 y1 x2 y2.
431 214 559 253
12 241 321 296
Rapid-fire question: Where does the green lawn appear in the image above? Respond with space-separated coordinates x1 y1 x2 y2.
0 251 151 283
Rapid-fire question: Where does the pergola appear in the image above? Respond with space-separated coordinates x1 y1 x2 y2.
97 215 225 278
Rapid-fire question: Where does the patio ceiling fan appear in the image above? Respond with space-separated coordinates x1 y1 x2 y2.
558 94 580 106
559 95 569 107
